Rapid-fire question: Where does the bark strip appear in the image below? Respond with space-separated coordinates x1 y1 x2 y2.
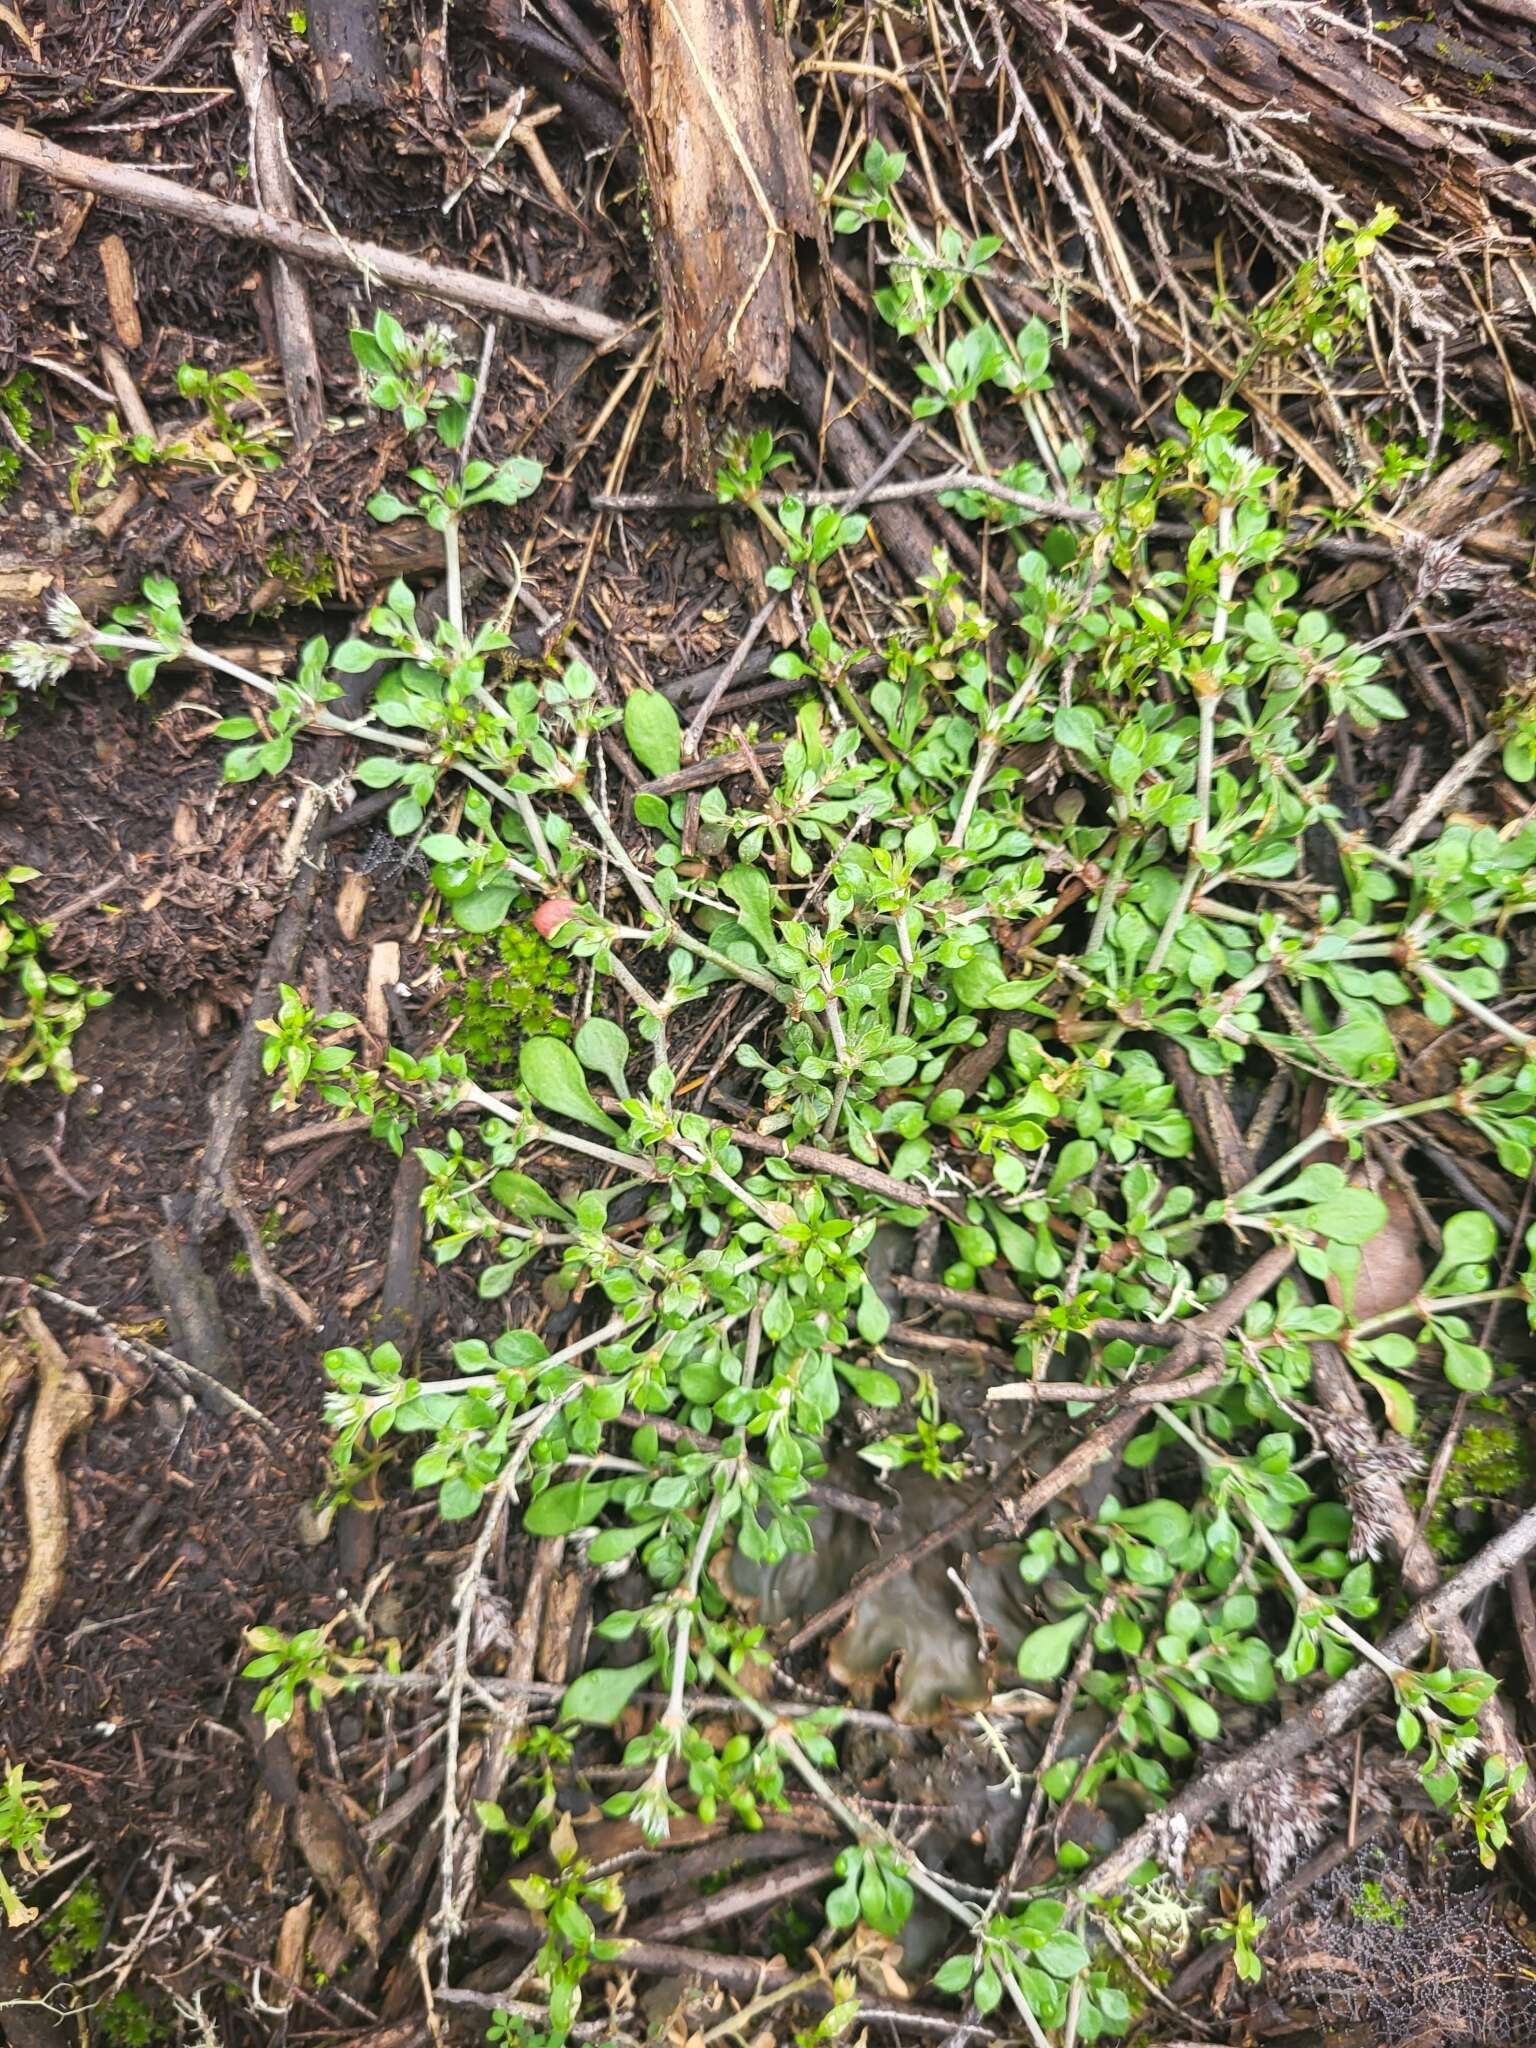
614 0 816 458
233 2 327 448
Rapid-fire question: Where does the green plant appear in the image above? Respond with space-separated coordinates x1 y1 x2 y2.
14 265 1536 2045
0 1759 67 1927
67 363 282 512
240 1621 391 1732
486 2017 557 2048
502 1813 622 2043
858 1370 964 1480
0 369 40 503
433 920 574 1071
1420 1402 1531 1560
933 1897 1130 2036
1349 1878 1406 1926
825 1841 915 1938
263 539 336 607
98 1988 163 2047
1204 1899 1268 1984
351 312 474 439
1220 206 1398 376
68 414 186 510
174 362 282 470
0 866 111 1091
44 1880 104 1973
256 984 356 1109
1462 1754 1529 1869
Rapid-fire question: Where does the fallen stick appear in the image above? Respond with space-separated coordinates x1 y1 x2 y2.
0 125 632 351
0 1309 93 1681
2 515 443 613
458 1913 985 2035
1086 1494 1536 1900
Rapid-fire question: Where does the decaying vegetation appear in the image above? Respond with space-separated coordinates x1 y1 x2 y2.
2 2 1535 2045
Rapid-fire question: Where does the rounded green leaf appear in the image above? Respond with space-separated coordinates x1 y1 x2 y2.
623 689 682 779
520 1035 626 1139
1016 1612 1089 1683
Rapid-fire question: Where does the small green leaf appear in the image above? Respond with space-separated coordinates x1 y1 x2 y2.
525 1478 610 1537
574 1017 631 1100
837 1362 901 1406
1016 1612 1088 1682
1437 1210 1497 1274
856 1283 891 1345
330 639 382 673
624 689 682 779
721 865 778 954
520 1035 626 1139
561 1656 657 1725
1107 1499 1190 1548
1352 1359 1417 1435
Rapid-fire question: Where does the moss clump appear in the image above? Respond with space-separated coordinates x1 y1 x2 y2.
45 1881 103 1974
0 371 41 503
99 1988 165 2047
1350 1879 1406 1927
264 539 336 606
43 1887 168 2043
435 922 573 1074
1419 1400 1531 1562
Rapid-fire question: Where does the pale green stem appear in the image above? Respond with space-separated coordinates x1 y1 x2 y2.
893 909 916 1038
661 1491 725 1739
1084 833 1133 958
949 629 1058 850
575 789 781 1002
1154 1402 1403 1683
443 514 463 637
418 1314 629 1400
1228 1090 1462 1209
1351 1286 1521 1338
465 680 556 877
1416 960 1536 1054
1109 516 1237 1018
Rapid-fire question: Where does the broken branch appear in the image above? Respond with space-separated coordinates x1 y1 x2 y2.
0 125 633 350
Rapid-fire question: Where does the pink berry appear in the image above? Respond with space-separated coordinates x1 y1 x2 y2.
532 896 578 940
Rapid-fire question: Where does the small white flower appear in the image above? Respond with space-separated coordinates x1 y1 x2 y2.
2 639 73 691
44 591 89 642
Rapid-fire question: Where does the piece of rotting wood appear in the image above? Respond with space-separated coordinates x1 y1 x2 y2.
233 1 326 449
307 0 392 116
614 0 817 466
97 233 142 350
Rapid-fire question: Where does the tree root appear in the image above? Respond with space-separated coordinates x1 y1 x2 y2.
0 1332 34 1437
0 1308 93 1681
